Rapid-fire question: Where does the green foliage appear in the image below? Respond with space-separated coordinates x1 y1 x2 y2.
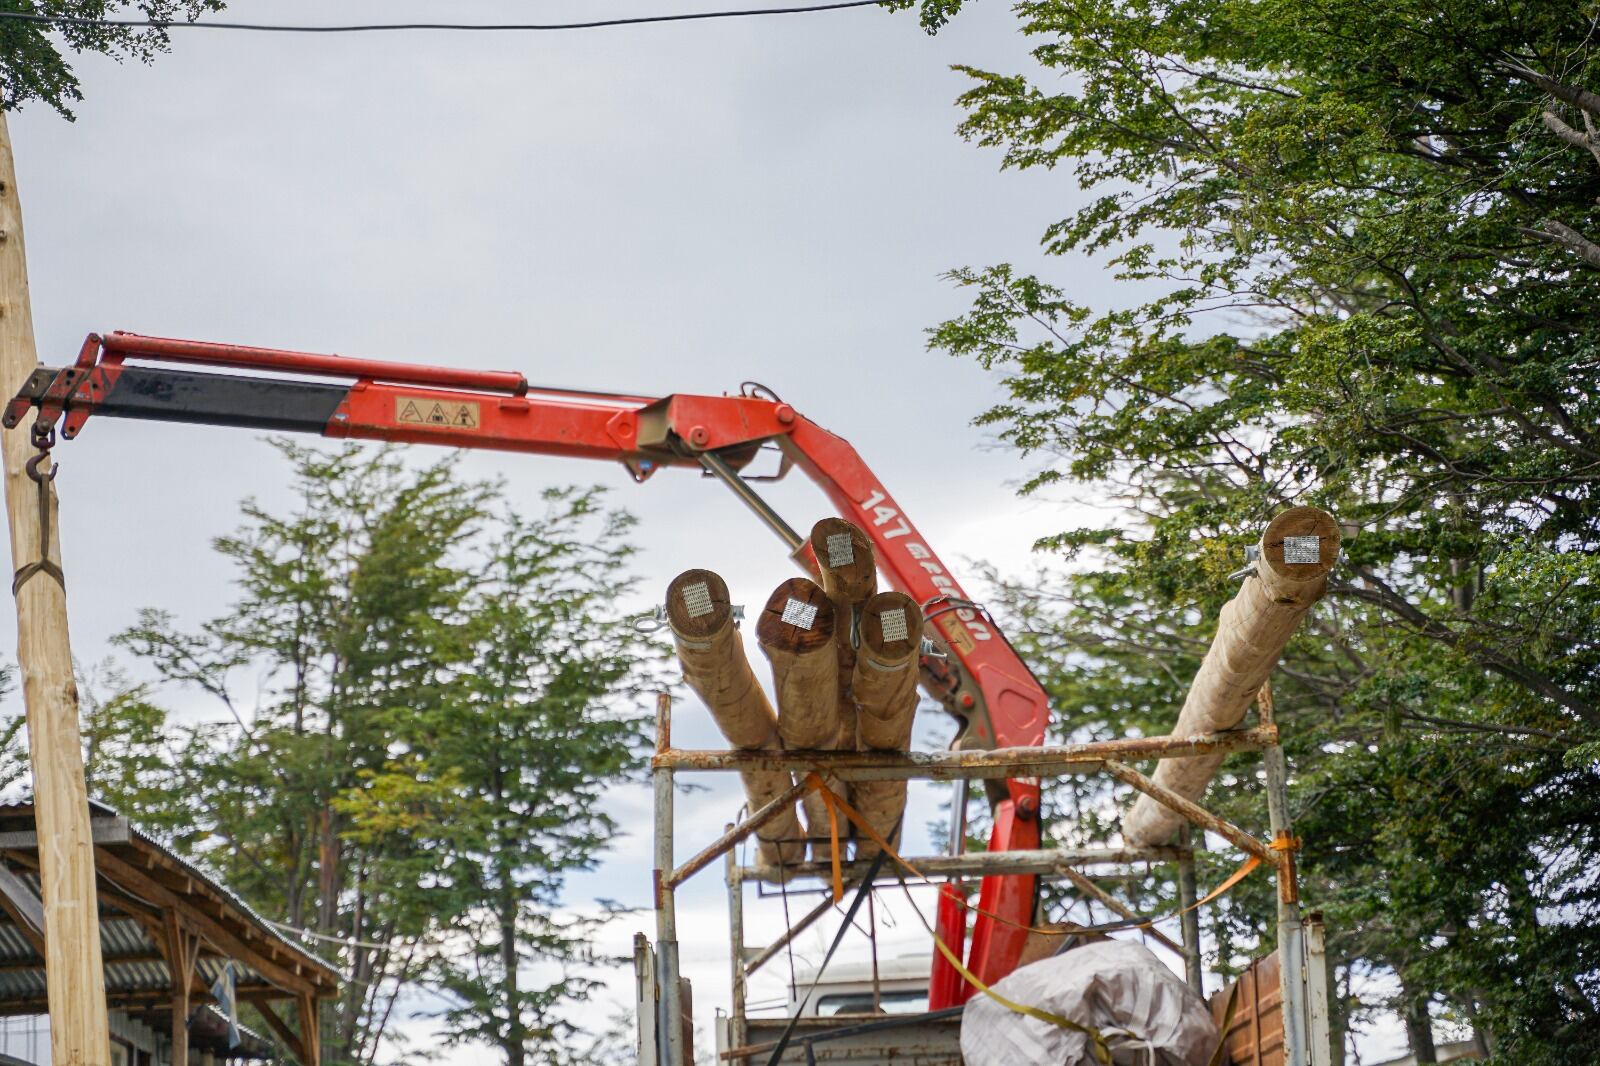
117 442 653 1065
903 0 1600 1058
0 1 224 117
0 660 191 837
337 489 654 1065
0 664 24 795
78 659 194 840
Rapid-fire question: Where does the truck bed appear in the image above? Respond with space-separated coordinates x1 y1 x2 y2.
722 1010 963 1063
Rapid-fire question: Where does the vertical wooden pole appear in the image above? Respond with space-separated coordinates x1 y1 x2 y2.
295 993 322 1066
163 914 190 1066
0 112 111 1066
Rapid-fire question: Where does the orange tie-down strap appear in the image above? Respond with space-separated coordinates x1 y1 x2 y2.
799 773 1292 1061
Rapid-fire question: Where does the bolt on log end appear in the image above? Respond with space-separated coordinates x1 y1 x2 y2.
853 591 924 752
758 577 848 751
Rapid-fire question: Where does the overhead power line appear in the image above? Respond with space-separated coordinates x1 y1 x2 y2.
0 1 886 33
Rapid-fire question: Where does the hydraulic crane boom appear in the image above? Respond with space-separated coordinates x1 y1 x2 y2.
6 330 1052 999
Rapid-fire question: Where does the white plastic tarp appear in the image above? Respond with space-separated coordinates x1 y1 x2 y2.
960 940 1220 1065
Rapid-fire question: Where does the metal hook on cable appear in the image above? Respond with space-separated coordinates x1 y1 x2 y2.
24 450 55 484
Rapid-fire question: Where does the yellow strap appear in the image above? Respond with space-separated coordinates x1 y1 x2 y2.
1207 979 1243 1066
800 770 1277 1062
823 781 843 903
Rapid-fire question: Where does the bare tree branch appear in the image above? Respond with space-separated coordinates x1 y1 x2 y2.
1500 57 1600 117
1542 109 1600 165
1525 219 1600 268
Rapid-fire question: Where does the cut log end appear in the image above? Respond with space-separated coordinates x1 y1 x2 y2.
755 577 836 653
665 568 733 639
1260 506 1340 579
858 591 922 660
809 517 876 605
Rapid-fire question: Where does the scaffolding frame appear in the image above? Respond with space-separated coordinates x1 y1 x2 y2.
640 691 1331 1066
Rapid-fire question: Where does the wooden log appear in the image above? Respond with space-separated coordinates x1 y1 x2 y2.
758 576 849 864
846 592 922 859
667 569 778 750
809 517 876 718
742 770 807 868
847 778 906 862
666 569 804 866
757 577 846 751
1122 507 1340 846
810 517 876 610
852 591 923 751
0 111 113 1065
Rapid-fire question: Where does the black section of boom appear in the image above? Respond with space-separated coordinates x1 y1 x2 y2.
99 366 346 434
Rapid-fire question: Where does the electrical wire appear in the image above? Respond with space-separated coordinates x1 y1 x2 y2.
0 1 885 34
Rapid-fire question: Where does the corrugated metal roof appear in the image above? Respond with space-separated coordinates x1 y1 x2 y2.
0 800 341 1009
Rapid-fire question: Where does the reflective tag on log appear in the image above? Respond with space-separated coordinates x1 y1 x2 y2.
781 597 819 630
879 607 909 642
682 581 714 619
825 532 855 568
1283 536 1320 564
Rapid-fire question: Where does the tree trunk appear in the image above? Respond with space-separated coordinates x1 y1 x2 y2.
1402 982 1438 1064
502 898 524 1066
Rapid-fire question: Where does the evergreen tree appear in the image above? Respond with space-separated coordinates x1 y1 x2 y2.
120 443 650 1065
341 490 652 1065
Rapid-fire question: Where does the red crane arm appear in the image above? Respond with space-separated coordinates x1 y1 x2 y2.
6 331 1050 997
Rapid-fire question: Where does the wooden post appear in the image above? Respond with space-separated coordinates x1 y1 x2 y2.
163 913 196 1066
757 577 848 864
0 111 112 1066
849 591 923 859
295 993 322 1066
1122 507 1339 846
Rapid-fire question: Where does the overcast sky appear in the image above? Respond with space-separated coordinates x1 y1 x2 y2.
0 2 1406 1062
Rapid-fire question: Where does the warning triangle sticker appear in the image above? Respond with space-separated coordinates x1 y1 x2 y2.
398 401 424 424
427 403 448 425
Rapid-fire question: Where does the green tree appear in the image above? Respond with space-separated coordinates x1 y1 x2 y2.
340 490 652 1066
894 0 1600 1059
0 1 224 117
119 443 649 1065
78 659 193 840
0 665 24 795
0 662 191 837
